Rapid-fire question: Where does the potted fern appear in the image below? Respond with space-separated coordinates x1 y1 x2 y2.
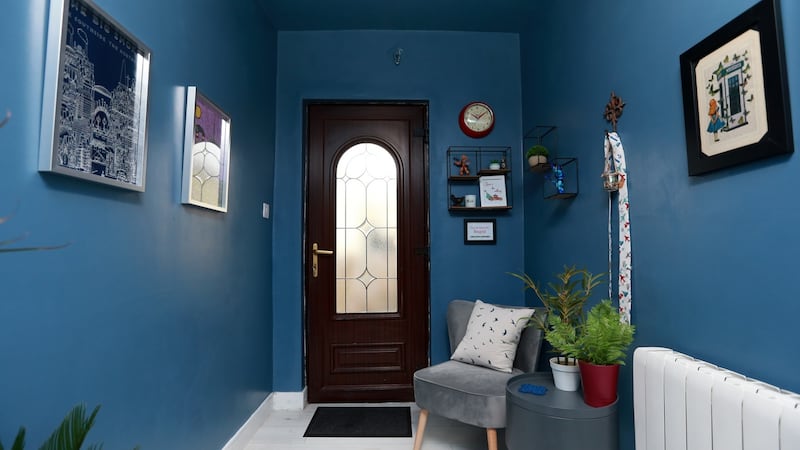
559 300 635 407
509 266 603 391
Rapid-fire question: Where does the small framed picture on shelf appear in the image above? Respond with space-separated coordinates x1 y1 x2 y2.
464 219 496 245
478 175 507 207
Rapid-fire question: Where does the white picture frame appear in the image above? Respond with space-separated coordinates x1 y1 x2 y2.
39 0 151 191
181 87 231 212
478 175 507 208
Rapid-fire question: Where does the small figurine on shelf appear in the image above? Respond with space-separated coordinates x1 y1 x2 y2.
547 163 566 194
453 154 470 176
500 158 507 170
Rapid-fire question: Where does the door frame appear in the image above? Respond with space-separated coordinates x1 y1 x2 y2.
301 99 431 397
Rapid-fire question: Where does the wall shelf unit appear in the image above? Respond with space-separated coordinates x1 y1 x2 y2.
523 126 579 199
447 146 512 212
543 157 579 199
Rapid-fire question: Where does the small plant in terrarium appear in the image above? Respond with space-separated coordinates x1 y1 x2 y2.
525 144 549 167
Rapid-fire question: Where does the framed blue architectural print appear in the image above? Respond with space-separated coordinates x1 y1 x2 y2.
39 0 151 191
181 87 231 212
680 0 793 176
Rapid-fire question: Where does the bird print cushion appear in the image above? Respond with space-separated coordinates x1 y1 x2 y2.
450 300 536 373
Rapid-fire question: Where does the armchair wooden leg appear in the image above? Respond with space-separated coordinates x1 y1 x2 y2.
413 409 429 450
486 428 498 450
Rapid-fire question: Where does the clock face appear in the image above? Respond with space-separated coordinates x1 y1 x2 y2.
459 102 495 138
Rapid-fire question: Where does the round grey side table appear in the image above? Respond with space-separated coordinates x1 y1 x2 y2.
506 372 618 450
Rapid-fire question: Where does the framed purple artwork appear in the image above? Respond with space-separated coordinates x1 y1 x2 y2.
181 87 231 212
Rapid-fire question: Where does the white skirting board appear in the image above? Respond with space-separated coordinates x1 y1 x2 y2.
272 389 307 410
221 389 307 450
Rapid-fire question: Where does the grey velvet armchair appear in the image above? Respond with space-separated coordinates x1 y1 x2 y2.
412 299 546 450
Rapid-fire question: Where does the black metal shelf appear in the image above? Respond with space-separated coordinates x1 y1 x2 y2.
523 126 579 199
447 146 512 211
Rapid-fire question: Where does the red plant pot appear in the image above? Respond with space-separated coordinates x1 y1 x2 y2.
578 360 620 407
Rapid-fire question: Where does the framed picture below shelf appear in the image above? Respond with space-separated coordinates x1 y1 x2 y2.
679 0 793 176
39 0 151 191
464 219 496 245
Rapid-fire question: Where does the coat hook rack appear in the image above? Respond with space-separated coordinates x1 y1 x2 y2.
603 92 625 132
601 92 626 192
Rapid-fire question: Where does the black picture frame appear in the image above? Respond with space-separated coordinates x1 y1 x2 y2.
464 219 496 245
679 0 793 176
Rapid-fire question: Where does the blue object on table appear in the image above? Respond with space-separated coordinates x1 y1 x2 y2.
518 384 547 395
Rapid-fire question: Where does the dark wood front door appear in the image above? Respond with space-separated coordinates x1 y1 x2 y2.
305 103 429 402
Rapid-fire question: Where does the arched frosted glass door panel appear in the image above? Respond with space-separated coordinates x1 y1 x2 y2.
335 143 398 314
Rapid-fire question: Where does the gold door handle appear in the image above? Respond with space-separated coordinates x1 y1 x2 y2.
312 242 334 278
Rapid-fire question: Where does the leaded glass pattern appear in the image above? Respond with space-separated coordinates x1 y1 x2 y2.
335 143 398 314
191 141 223 204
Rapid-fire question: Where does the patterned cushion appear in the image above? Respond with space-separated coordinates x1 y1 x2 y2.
450 300 535 373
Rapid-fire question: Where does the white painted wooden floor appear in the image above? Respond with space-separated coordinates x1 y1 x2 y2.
241 402 506 450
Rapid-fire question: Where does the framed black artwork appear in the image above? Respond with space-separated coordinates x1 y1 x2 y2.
679 0 793 176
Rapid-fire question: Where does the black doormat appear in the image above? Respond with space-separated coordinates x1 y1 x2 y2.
303 406 412 438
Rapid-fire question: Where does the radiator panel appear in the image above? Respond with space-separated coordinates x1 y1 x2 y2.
633 348 800 450
781 393 800 450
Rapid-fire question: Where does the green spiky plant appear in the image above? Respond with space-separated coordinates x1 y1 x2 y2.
38 404 101 450
0 404 139 450
0 404 140 450
0 427 25 450
509 266 604 365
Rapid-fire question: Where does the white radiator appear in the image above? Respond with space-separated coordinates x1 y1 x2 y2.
633 347 800 450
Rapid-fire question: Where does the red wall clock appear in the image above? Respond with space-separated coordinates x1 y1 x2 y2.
459 101 495 138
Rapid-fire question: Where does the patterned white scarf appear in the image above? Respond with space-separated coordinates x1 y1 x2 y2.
605 132 632 324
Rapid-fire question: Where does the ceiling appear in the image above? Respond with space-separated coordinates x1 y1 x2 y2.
255 0 535 32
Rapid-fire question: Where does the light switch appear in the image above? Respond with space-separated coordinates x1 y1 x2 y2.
262 202 270 219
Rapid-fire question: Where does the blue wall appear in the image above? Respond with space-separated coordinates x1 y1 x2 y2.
6 1 797 447
273 30 526 390
0 1 276 448
521 1 800 448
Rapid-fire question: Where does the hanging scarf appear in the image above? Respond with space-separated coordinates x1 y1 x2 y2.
604 132 632 324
